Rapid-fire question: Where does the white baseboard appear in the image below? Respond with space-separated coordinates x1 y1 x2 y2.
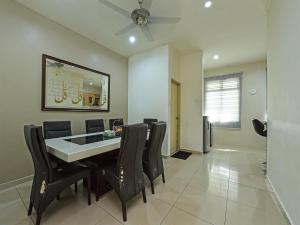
266 175 294 225
0 175 33 192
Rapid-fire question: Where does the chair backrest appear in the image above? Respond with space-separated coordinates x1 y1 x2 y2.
43 121 72 139
252 119 267 137
109 119 124 130
24 125 53 183
116 123 147 196
85 119 105 133
144 122 167 179
143 118 158 128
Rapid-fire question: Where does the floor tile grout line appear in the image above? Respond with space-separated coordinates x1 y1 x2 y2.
15 186 35 225
172 206 215 225
160 158 218 225
223 154 233 225
93 201 125 224
159 157 202 225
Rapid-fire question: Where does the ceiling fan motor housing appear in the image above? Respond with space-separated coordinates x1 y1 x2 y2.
131 8 150 25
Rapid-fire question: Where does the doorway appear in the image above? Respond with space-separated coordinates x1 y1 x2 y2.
171 80 181 155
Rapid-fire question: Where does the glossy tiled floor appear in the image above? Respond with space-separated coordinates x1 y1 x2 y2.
0 147 291 225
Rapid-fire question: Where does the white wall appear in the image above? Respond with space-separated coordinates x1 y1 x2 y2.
267 1 300 224
179 52 204 152
0 0 128 184
205 61 267 150
128 45 169 155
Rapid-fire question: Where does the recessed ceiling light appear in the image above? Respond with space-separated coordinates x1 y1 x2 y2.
204 0 212 8
129 36 136 43
213 54 220 60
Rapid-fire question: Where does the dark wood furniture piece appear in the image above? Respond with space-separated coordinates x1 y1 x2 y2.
142 122 167 194
85 119 105 133
84 149 119 201
24 125 91 225
102 124 148 221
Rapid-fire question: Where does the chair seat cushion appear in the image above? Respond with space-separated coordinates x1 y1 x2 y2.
52 163 90 183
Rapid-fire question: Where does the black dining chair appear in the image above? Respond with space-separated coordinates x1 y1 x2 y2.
43 121 72 139
24 125 91 225
85 119 105 133
102 123 148 222
109 118 124 130
142 122 167 194
143 118 158 128
252 119 267 137
43 121 78 193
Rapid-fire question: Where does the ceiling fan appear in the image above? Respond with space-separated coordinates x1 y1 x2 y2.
98 0 181 41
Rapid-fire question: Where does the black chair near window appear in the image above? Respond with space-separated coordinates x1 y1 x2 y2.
143 118 158 128
252 119 267 137
109 118 124 130
85 119 105 133
142 122 167 194
252 119 268 173
24 125 91 225
102 124 148 222
43 121 78 192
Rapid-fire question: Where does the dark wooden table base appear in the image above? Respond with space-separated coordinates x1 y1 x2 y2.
84 149 120 199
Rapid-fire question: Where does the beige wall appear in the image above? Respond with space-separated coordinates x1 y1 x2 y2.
0 0 128 184
205 61 267 150
267 0 300 224
128 45 170 156
169 47 181 82
179 52 204 153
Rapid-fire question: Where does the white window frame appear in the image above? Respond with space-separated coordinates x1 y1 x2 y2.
204 73 242 129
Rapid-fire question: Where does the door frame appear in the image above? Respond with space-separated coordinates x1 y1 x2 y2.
171 79 181 154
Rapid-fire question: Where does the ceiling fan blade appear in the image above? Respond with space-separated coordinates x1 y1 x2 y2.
115 23 137 36
98 0 131 18
141 25 154 42
149 16 181 24
141 0 153 10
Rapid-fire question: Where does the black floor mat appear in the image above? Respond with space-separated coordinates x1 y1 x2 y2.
171 151 192 160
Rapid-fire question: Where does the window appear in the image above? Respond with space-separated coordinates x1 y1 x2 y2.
204 73 242 128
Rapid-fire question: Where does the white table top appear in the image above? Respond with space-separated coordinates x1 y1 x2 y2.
45 132 121 162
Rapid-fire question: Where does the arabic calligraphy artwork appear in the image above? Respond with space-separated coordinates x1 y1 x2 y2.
42 55 110 112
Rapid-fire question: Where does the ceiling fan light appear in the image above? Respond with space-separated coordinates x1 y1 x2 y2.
129 36 136 43
213 54 220 60
204 0 212 8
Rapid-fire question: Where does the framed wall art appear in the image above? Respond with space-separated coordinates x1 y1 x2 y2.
42 54 110 112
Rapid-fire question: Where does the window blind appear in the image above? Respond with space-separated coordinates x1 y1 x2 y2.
204 73 242 128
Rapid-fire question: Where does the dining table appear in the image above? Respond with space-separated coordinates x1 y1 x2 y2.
45 132 122 163
45 130 149 197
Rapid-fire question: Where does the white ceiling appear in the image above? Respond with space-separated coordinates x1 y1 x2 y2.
16 0 268 69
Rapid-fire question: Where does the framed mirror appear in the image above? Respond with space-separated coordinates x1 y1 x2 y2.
42 54 110 112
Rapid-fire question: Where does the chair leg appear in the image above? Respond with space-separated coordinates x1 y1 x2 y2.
142 188 147 203
74 181 78 193
35 213 42 225
28 202 33 216
86 176 91 205
150 181 155 194
122 202 127 222
96 173 100 202
162 172 166 183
